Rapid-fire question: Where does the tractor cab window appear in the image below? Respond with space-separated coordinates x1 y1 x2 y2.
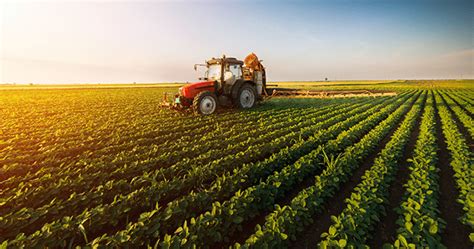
206 64 221 81
228 64 242 79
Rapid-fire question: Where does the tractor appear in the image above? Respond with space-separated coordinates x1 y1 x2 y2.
162 53 267 115
161 53 397 114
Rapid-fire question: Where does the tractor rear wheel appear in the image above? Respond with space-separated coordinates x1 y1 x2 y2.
236 84 257 109
193 91 218 115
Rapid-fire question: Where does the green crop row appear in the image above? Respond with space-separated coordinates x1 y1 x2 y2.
1 100 359 241
235 91 421 248
157 92 416 248
88 92 415 248
389 91 445 248
440 91 474 138
444 90 474 115
3 97 385 247
2 84 472 247
435 91 474 242
318 90 425 248
0 102 326 202
0 98 338 218
1 96 343 192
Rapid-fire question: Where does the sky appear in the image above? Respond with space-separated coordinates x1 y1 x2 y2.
0 0 473 84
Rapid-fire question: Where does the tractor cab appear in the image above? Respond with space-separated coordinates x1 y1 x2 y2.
196 57 244 89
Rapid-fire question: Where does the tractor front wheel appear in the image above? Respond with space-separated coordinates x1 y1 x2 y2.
193 91 218 115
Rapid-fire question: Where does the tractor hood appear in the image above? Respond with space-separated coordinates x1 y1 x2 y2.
179 81 216 99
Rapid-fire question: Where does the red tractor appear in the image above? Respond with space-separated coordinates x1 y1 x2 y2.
163 53 267 115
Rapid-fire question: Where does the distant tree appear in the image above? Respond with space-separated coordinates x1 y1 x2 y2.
325 77 328 81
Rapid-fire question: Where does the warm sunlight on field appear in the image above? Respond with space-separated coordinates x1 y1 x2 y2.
1 0 472 248
1 80 473 248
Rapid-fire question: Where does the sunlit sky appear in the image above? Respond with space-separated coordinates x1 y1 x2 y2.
1 0 473 84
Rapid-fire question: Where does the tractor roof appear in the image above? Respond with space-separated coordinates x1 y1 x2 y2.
207 57 243 65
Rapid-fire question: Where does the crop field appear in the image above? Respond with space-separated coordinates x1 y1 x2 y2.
0 80 473 248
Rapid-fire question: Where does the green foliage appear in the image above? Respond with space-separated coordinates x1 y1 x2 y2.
434 91 474 235
239 91 417 248
1 82 472 248
392 91 446 248
318 90 426 247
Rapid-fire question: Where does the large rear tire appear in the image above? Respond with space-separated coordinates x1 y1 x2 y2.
236 84 257 109
193 91 218 115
